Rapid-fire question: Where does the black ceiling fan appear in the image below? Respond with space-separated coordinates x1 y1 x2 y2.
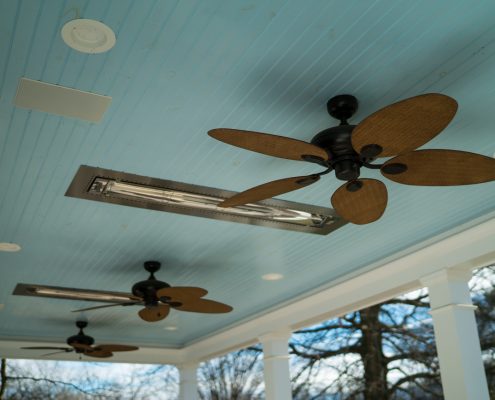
70 261 233 322
21 321 138 358
208 93 495 224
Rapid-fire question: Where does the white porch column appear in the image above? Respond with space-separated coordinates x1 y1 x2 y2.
421 269 489 400
259 330 293 400
178 362 199 400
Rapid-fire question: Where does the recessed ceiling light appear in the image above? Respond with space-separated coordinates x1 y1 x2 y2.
61 19 116 54
262 273 284 281
164 326 178 331
0 242 21 252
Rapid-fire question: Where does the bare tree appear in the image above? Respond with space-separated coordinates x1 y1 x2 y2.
0 359 178 400
198 348 264 400
290 266 495 399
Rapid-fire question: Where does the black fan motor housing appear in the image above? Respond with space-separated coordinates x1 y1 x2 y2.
132 279 170 303
311 125 361 181
67 321 94 351
67 334 94 347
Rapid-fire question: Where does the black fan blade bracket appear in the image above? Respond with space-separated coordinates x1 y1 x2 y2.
301 154 330 166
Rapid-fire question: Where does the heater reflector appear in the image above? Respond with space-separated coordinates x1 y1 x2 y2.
65 165 346 235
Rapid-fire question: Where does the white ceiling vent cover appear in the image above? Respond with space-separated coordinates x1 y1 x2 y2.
14 78 112 123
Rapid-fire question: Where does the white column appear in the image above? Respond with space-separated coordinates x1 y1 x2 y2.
421 269 489 400
178 362 199 400
259 330 293 400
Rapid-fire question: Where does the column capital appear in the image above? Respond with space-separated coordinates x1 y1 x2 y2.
176 361 200 371
420 268 472 287
258 328 292 344
429 303 477 316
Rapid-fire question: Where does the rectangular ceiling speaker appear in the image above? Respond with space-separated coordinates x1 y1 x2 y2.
14 78 112 122
65 165 347 235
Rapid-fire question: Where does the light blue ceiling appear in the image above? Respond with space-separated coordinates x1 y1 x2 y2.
1 0 495 348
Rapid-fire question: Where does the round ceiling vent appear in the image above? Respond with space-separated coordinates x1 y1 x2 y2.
61 19 116 54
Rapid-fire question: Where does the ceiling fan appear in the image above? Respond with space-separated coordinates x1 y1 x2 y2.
21 321 138 358
208 93 495 224
69 261 233 322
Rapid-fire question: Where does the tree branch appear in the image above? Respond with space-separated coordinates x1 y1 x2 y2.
6 375 94 395
388 371 440 394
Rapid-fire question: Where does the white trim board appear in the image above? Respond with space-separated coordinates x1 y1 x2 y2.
2 216 494 365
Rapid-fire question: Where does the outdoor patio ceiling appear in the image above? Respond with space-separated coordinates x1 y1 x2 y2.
1 1 495 399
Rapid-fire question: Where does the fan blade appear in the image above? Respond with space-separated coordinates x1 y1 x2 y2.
71 343 93 351
156 287 208 304
219 175 320 208
21 346 70 351
331 179 388 224
71 301 142 312
173 299 233 314
84 349 113 358
40 350 73 357
208 128 329 162
381 149 495 186
138 304 170 322
351 93 458 158
93 344 139 352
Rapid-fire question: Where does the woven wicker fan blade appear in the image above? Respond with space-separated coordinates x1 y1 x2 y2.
71 343 93 351
173 299 233 314
156 287 208 304
331 179 388 224
93 344 139 352
71 301 142 313
40 350 72 357
381 149 495 185
208 128 329 162
352 93 457 158
138 304 170 322
21 346 70 351
219 175 320 208
84 349 113 358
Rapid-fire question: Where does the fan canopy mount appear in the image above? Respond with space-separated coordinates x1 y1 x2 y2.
326 94 359 122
